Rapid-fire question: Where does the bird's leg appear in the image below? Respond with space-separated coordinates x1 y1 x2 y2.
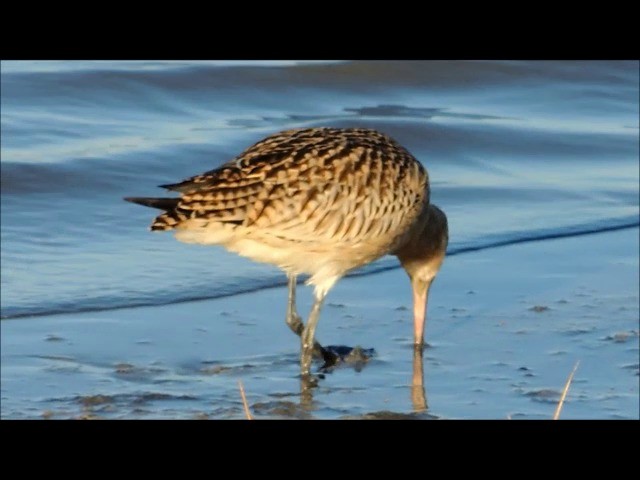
286 274 305 336
286 275 337 366
300 290 327 381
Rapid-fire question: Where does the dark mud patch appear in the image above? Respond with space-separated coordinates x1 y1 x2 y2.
523 388 561 403
604 330 639 344
114 363 136 374
112 363 167 382
252 400 313 419
267 391 299 399
185 355 298 377
529 305 551 313
132 392 197 404
518 366 535 377
562 326 597 336
233 320 256 327
341 410 439 420
191 412 211 420
45 334 65 342
201 365 233 375
79 394 114 407
70 392 199 417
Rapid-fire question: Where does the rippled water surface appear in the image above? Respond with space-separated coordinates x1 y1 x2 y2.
1 61 638 419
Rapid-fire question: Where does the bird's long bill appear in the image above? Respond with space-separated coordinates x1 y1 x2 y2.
412 279 429 346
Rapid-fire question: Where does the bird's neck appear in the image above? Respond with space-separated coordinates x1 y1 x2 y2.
394 204 449 280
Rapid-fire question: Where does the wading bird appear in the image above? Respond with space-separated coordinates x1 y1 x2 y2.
125 127 448 382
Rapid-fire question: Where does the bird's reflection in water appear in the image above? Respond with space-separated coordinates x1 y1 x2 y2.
299 344 374 411
411 345 427 413
300 377 316 411
297 344 428 415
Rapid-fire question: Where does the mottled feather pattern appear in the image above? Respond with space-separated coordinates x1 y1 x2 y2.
151 128 429 251
126 126 447 362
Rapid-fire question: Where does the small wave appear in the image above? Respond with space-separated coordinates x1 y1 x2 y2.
2 215 637 321
225 104 518 132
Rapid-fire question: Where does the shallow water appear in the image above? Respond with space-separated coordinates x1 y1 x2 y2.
1 61 639 419
1 228 638 419
1 60 638 319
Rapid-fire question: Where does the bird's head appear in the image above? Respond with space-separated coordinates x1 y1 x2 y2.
395 204 448 346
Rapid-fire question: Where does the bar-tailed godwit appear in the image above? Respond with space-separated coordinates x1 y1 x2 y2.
125 127 448 381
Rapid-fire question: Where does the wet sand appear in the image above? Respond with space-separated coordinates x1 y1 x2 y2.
1 227 638 419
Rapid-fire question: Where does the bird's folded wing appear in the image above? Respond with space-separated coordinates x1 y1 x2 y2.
153 128 428 243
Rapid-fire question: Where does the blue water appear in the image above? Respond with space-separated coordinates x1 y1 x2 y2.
1 60 639 319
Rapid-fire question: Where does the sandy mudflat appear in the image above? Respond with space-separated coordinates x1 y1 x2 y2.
1 227 638 419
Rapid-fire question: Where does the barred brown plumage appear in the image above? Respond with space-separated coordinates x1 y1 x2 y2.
125 127 448 383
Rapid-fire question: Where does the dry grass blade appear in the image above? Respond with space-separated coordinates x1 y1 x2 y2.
238 380 254 420
553 361 580 420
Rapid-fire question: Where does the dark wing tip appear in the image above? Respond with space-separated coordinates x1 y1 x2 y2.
124 197 179 211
